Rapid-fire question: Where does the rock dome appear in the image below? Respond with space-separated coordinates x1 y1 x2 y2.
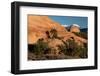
70 24 80 33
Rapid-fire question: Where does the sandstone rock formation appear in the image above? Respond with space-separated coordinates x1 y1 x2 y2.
28 15 88 59
28 16 87 44
28 15 68 44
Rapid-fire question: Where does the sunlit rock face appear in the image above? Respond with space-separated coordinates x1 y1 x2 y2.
28 16 86 46
70 24 80 33
28 15 68 44
28 16 87 57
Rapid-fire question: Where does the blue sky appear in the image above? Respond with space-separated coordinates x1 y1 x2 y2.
49 16 88 28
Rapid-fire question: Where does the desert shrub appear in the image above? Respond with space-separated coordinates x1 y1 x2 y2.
73 32 87 39
79 47 87 58
50 48 57 54
44 47 51 54
30 38 49 55
73 45 87 58
58 44 67 54
46 31 51 38
61 39 88 58
45 28 63 40
62 39 78 55
50 28 58 39
80 43 88 58
28 44 34 52
68 41 88 58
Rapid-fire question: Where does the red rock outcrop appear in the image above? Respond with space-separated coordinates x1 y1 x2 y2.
28 15 87 45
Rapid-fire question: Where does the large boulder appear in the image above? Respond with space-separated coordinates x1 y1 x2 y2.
70 24 80 33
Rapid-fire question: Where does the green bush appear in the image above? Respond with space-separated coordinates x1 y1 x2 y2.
73 32 87 39
61 39 88 58
73 45 87 58
61 39 77 55
31 38 49 55
58 44 67 54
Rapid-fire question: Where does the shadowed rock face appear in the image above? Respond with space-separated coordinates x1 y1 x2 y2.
28 15 87 45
